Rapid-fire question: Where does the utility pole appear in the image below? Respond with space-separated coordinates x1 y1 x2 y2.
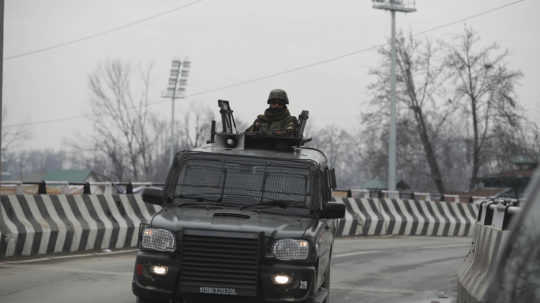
0 0 4 177
162 58 191 165
372 0 416 191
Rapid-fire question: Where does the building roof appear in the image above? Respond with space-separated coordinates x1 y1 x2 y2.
511 155 538 166
361 179 387 190
0 171 15 181
467 188 507 197
23 172 47 183
43 169 94 182
488 169 536 178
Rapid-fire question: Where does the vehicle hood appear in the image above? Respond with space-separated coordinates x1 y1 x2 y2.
150 206 317 239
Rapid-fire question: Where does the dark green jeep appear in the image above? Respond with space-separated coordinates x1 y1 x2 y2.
132 101 345 303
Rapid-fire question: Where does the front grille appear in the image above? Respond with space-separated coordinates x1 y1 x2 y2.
180 230 261 297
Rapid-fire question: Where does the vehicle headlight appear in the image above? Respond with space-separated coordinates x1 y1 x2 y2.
141 228 176 252
272 239 309 260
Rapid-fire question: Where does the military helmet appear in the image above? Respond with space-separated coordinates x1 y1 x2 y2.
267 89 289 105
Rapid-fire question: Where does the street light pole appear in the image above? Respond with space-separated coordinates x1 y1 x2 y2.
389 9 397 192
372 0 416 191
0 0 4 177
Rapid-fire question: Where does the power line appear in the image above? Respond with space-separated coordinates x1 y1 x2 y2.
4 0 206 61
416 0 526 35
159 0 528 102
4 0 527 128
5 115 87 128
188 56 375 98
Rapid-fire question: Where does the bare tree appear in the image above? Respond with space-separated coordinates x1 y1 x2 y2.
0 108 31 178
1 108 31 155
2 149 65 180
486 120 540 173
366 32 455 193
359 116 445 191
309 125 362 188
527 124 540 160
177 104 215 150
445 27 523 189
83 60 167 181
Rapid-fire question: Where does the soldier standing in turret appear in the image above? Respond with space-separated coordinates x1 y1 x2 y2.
246 89 298 136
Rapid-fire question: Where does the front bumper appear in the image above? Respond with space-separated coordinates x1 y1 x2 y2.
132 251 179 302
132 250 321 302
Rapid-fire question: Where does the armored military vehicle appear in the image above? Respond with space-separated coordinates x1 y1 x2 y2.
132 101 345 303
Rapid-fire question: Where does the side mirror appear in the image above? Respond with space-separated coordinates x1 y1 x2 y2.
142 187 165 205
321 201 345 219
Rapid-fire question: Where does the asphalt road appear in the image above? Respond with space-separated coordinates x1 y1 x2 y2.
0 236 471 303
330 236 471 303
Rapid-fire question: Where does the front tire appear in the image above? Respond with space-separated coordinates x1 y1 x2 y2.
135 296 170 303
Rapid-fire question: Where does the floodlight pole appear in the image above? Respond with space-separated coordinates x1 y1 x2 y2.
372 0 416 191
170 82 177 166
164 59 182 166
163 58 190 166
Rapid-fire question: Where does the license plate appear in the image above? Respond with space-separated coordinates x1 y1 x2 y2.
199 287 238 296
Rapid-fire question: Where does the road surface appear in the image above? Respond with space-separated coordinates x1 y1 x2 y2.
0 236 471 303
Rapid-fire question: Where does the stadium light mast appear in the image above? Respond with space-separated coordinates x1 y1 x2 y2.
162 58 191 165
372 0 416 191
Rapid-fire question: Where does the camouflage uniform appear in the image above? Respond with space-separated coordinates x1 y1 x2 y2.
246 89 298 136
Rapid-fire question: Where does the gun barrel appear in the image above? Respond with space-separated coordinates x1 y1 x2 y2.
208 120 216 143
218 99 236 134
297 110 310 139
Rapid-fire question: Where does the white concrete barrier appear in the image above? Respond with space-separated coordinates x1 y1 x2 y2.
0 194 160 259
456 200 518 303
1 194 479 259
335 197 478 237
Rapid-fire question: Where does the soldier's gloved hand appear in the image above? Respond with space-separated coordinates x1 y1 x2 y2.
286 129 297 137
272 130 283 135
261 129 273 136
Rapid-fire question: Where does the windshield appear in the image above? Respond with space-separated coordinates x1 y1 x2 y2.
174 157 312 208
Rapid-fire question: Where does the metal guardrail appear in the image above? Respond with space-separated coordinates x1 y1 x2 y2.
350 189 502 203
0 182 520 203
475 198 521 231
0 181 164 195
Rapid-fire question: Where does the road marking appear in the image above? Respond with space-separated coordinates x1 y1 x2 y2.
331 285 417 295
334 244 469 259
0 263 133 276
420 244 471 250
0 249 137 265
0 243 470 265
334 250 383 258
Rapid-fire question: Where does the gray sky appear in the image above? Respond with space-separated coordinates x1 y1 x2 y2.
3 0 539 150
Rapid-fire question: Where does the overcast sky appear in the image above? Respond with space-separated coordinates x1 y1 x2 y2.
3 0 539 151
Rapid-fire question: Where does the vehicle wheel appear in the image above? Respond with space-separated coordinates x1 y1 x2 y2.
135 296 169 303
173 297 191 303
